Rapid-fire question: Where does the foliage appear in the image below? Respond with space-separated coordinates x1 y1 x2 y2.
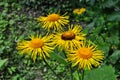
84 65 117 80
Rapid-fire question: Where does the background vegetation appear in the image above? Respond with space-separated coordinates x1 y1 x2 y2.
0 0 120 80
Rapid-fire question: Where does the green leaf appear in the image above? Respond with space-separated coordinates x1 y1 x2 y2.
89 0 95 6
73 71 80 80
101 0 118 8
50 52 67 65
107 12 120 21
0 2 4 6
93 26 102 35
56 64 65 73
11 75 25 80
107 34 119 45
11 75 20 80
83 18 96 34
9 20 15 25
109 50 120 64
0 59 8 70
84 65 117 80
94 36 110 57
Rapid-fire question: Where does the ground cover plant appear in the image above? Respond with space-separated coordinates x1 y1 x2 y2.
0 0 120 80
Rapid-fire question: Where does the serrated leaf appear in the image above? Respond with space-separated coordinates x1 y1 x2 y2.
84 65 117 80
109 50 120 64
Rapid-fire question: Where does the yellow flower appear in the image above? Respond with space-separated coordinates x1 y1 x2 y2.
67 41 104 70
36 13 69 32
52 24 86 51
80 8 86 13
73 9 80 14
17 35 54 62
73 8 86 15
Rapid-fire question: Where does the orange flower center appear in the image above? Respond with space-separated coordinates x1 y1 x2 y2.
47 14 60 22
29 38 44 49
61 31 75 40
78 48 92 59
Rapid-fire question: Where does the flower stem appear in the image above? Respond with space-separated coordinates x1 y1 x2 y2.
77 70 81 80
63 50 73 80
69 64 73 80
43 58 61 80
81 69 84 80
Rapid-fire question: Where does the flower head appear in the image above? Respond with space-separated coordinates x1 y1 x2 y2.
73 8 86 15
67 41 104 70
17 35 54 62
37 13 69 32
52 24 86 51
73 9 80 14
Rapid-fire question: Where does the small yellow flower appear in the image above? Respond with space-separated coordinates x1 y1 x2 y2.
80 8 86 13
73 8 86 15
73 9 80 14
17 35 54 62
67 41 104 70
36 13 69 32
52 24 86 51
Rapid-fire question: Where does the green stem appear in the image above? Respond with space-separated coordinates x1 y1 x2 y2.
77 70 81 80
43 58 61 80
63 50 73 80
42 48 61 79
81 69 84 80
69 64 73 80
